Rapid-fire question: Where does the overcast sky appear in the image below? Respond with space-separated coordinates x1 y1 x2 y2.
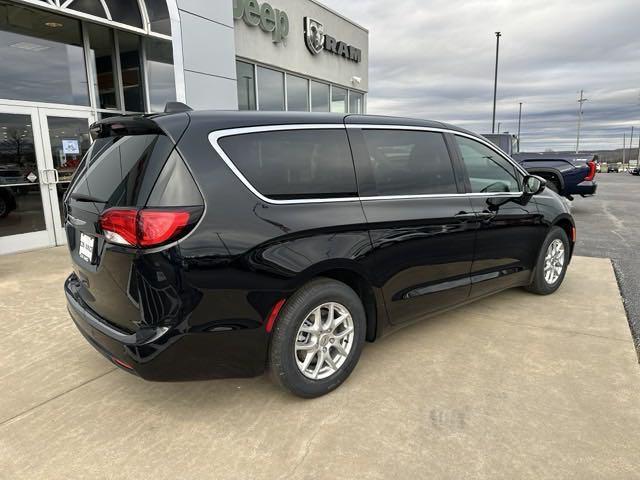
322 0 640 151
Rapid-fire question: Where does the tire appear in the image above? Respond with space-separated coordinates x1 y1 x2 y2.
525 226 570 295
0 197 8 218
269 278 366 398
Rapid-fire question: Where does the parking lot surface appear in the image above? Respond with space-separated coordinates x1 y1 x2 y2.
571 172 640 352
1 247 639 479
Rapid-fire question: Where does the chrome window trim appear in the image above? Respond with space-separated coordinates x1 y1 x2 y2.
208 124 526 205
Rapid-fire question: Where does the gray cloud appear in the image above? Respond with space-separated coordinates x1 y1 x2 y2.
322 0 640 151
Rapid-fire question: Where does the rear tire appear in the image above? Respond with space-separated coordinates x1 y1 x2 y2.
525 226 570 295
269 278 366 398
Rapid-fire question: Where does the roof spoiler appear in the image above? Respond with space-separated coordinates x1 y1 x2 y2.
89 116 163 139
164 102 193 113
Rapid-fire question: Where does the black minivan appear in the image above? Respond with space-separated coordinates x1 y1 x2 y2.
64 108 575 398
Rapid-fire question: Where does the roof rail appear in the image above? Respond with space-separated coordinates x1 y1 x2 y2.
164 102 193 113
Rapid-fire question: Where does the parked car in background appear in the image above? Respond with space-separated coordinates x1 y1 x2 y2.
64 109 576 398
629 167 639 175
596 162 602 173
511 152 598 200
608 164 620 173
0 187 17 218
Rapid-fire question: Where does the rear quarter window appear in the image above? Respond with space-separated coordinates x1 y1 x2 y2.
217 129 357 200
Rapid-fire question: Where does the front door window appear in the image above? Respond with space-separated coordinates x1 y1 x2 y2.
456 136 521 193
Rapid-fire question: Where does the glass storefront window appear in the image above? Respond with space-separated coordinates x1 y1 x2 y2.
0 113 46 237
66 0 108 19
311 81 329 112
143 0 171 35
117 32 144 112
349 91 364 114
286 74 308 112
331 86 347 113
46 117 91 222
0 2 89 106
87 24 118 110
146 38 176 112
236 61 256 111
103 0 143 28
257 66 284 111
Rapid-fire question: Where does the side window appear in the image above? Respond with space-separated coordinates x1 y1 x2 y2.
456 136 521 193
218 129 357 199
360 130 457 195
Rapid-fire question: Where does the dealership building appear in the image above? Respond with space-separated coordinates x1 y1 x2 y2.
0 0 369 254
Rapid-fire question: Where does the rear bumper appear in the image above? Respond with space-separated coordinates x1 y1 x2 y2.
65 274 268 380
569 180 597 196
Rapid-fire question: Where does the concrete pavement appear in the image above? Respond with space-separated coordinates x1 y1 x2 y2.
571 172 640 354
1 247 639 479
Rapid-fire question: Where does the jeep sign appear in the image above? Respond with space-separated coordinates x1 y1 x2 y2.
233 0 289 43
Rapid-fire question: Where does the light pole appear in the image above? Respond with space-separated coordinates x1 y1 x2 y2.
629 126 635 167
575 90 587 153
622 133 626 171
491 32 501 133
517 102 523 152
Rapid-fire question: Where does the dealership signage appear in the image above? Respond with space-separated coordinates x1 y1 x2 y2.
304 17 361 63
233 0 289 43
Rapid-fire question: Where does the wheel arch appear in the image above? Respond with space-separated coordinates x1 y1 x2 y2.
527 167 565 191
297 265 381 342
552 214 575 256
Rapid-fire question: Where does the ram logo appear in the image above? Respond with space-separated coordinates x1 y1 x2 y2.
304 17 325 55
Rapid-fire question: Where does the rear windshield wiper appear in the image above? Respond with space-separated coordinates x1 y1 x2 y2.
70 193 106 203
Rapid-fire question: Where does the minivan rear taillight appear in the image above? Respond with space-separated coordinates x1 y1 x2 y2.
100 207 201 248
584 161 597 181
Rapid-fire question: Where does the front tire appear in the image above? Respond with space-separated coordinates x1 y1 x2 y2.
269 278 366 398
526 226 570 295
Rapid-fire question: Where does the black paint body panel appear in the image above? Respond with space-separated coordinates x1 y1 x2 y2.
64 111 574 380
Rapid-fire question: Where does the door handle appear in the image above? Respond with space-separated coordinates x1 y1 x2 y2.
454 212 477 221
40 169 56 185
476 211 497 221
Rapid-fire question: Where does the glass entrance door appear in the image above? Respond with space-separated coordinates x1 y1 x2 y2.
0 105 93 254
38 109 93 245
0 105 53 253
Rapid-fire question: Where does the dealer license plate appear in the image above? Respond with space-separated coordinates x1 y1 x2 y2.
79 233 95 263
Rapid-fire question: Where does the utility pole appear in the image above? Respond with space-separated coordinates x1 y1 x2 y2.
491 32 501 134
629 126 635 167
497 122 501 133
637 129 640 165
575 90 588 153
517 102 523 152
622 133 626 171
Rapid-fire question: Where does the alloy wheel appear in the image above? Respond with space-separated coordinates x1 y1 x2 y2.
294 302 355 380
543 238 565 284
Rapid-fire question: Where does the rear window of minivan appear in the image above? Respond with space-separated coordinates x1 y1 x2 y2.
68 134 174 210
218 129 357 200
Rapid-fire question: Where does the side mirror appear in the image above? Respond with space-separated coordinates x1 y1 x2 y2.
523 175 546 195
